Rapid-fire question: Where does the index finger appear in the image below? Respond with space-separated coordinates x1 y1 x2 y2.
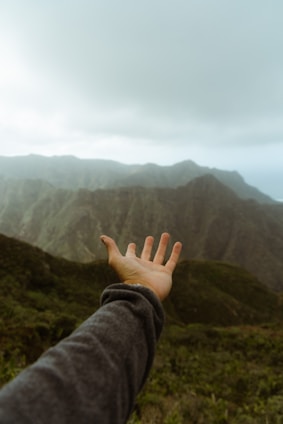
165 241 182 273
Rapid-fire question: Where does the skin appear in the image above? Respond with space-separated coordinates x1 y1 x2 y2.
100 232 182 301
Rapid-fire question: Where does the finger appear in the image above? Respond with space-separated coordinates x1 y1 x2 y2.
140 236 154 260
100 235 122 262
165 241 182 273
153 232 170 264
126 242 137 257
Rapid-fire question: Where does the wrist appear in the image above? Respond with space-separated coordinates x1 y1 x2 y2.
123 281 160 300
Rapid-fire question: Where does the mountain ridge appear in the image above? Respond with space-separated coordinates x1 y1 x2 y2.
0 155 274 203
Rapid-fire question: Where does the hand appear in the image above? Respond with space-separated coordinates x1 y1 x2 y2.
100 233 182 301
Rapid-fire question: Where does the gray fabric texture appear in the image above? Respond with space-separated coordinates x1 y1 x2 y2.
0 283 164 423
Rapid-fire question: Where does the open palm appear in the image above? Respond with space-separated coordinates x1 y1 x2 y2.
100 233 182 301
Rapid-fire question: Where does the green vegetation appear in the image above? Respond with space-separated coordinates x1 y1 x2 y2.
0 234 119 366
167 260 281 326
1 234 283 422
129 324 283 423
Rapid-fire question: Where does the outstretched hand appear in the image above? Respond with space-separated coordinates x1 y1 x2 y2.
100 233 182 301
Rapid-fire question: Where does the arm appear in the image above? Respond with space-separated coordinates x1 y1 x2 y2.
0 233 182 424
0 284 163 424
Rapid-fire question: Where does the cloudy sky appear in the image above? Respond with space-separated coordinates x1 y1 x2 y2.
0 0 282 199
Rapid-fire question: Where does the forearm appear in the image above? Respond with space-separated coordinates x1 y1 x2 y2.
0 284 164 424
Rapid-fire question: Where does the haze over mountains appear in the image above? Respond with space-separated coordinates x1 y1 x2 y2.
0 155 282 291
0 155 275 203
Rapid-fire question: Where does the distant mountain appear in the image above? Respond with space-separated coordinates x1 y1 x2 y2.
0 154 274 203
0 175 283 290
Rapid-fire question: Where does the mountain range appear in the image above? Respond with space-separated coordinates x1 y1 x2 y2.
2 155 283 422
0 154 275 203
0 156 283 290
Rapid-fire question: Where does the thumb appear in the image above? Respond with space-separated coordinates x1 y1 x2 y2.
100 235 121 262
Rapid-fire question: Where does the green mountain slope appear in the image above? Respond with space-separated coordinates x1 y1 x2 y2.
1 235 283 422
0 234 119 363
168 260 280 326
0 234 281 363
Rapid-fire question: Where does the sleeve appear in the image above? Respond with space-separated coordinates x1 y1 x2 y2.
0 283 164 424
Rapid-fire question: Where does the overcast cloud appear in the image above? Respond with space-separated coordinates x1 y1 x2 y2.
0 0 282 198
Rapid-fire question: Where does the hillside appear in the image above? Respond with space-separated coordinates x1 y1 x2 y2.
0 155 274 203
167 260 280 326
0 233 280 361
0 175 283 290
0 234 118 362
2 235 283 422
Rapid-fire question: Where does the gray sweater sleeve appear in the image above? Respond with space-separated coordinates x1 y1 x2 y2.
0 283 164 424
